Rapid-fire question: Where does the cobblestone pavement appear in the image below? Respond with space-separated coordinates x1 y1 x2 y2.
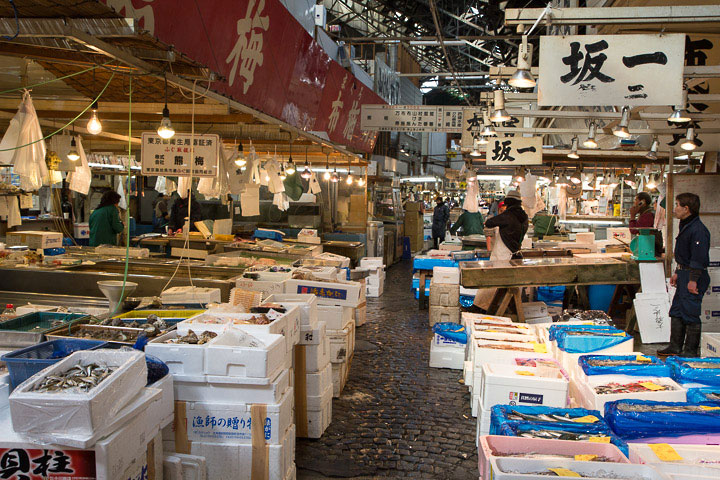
297 260 478 479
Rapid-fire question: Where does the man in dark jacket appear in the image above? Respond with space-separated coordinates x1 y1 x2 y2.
658 192 711 357
484 190 529 255
431 196 450 249
629 192 655 235
169 194 203 233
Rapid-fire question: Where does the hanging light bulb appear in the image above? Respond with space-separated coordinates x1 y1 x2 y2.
613 106 631 138
67 137 80 161
570 167 582 184
568 136 580 159
477 135 489 145
301 153 312 180
86 101 102 135
490 89 511 123
583 122 598 148
286 157 296 175
157 77 175 139
646 173 657 190
330 166 340 183
607 171 619 188
680 126 697 151
323 154 331 180
233 143 246 167
556 170 568 187
470 135 483 157
357 169 365 187
279 164 287 180
668 85 691 123
645 136 659 160
508 35 536 89
514 167 525 183
481 109 496 136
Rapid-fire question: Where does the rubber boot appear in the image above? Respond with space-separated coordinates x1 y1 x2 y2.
657 317 685 356
681 323 702 358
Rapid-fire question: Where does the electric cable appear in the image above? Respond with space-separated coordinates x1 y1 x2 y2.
2 0 19 41
0 62 111 96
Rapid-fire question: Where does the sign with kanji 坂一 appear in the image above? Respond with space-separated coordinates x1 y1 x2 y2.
486 136 543 166
141 132 219 177
538 34 685 107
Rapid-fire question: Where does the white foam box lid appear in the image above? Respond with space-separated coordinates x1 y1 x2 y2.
327 324 353 364
216 307 300 354
189 423 295 480
317 304 353 331
9 349 147 437
145 330 211 376
204 329 286 378
264 293 318 327
630 443 720 468
299 320 326 346
701 332 720 358
471 323 534 335
462 312 513 328
479 363 569 411
578 374 687 413
489 457 669 480
235 277 286 296
473 331 539 343
285 278 362 307
251 269 295 282
294 265 339 281
161 286 222 304
473 340 551 367
172 367 290 405
359 257 384 269
432 266 460 284
176 313 233 336
297 329 330 373
304 362 332 398
429 339 465 370
172 386 293 445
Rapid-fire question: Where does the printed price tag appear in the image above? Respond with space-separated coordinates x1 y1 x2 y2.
548 468 581 477
575 454 598 462
532 342 547 353
588 436 611 443
636 355 652 362
639 381 665 391
649 443 683 462
571 415 600 424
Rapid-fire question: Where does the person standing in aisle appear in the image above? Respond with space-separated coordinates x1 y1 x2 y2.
169 193 203 233
450 209 484 237
431 196 450 249
484 190 528 260
629 192 655 235
658 192 711 357
89 190 124 247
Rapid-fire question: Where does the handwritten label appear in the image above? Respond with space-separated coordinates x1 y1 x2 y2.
649 443 683 462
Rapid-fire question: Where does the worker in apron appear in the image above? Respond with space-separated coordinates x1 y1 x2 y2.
474 190 529 310
658 193 711 357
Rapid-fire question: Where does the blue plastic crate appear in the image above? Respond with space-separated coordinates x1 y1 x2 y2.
2 338 107 389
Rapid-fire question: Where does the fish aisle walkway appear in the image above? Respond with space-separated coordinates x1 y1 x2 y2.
296 260 478 479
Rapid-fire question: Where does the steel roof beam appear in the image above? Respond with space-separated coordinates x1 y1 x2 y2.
505 6 720 26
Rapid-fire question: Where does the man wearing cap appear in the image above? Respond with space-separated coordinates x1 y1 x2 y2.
484 190 529 259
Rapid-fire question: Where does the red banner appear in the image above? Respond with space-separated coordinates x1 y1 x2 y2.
100 0 383 152
0 448 96 480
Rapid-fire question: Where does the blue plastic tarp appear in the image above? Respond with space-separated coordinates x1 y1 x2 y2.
490 405 608 436
667 357 720 387
605 400 720 440
459 295 474 308
252 229 284 241
578 354 671 377
537 286 565 304
556 328 632 354
687 387 720 404
548 324 619 341
432 322 467 344
412 257 457 270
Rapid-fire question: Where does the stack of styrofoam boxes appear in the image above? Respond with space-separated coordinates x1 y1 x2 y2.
630 443 720 478
5 349 171 480
476 362 570 440
521 301 552 325
429 266 460 326
285 277 362 399
236 266 292 299
701 332 720 358
161 286 222 305
265 293 332 439
575 372 686 414
360 257 386 298
429 326 466 370
150 308 298 480
702 247 720 332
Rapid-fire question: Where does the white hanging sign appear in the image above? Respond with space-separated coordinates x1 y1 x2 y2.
538 34 685 107
485 136 543 166
360 105 464 132
141 132 219 177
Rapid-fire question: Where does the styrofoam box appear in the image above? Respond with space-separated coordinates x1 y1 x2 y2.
473 331 539 344
235 277 286 297
264 294 318 327
328 324 353 364
429 305 460 326
522 301 549 319
702 297 720 331
285 279 362 307
359 257 384 269
218 307 301 355
578 374 687 413
164 453 207 480
462 312 513 330
429 337 465 370
463 361 473 389
432 266 460 284
477 402 491 439
701 332 720 358
149 373 175 430
305 362 332 397
630 443 720 469
173 368 290 405
303 385 332 439
331 361 348 398
250 269 296 282
176 313 233 336
295 265 340 281
366 284 384 298
478 436 630 480
558 338 635 373
355 302 367 327
300 320 326 346
146 331 211 376
472 323 535 336
429 282 460 307
479 363 568 411
189 424 295 480
366 273 385 288
525 315 554 325
172 387 293 445
318 305 353 331
298 329 331 373
162 286 222 304
204 329 286 378
10 349 146 436
489 457 668 480
472 340 551 368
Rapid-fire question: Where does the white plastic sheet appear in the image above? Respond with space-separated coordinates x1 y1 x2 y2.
7 91 48 190
116 177 127 209
0 196 21 228
240 184 260 216
67 136 91 195
308 172 322 194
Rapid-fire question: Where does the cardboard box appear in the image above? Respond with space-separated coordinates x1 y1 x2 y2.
429 305 460 326
405 202 422 212
73 223 90 239
429 283 460 307
6 231 62 249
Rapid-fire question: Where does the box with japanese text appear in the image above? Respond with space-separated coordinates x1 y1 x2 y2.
284 279 361 307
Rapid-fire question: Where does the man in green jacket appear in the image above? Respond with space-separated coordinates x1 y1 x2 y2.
450 210 485 236
89 191 125 246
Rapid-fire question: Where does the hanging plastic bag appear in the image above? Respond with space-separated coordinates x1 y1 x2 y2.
11 91 48 190
68 136 91 195
0 99 26 165
116 177 127 209
309 172 322 194
155 176 167 194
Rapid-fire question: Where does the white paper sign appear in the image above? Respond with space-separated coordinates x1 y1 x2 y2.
539 34 685 106
360 105 464 132
485 136 543 166
141 132 219 177
634 293 671 344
